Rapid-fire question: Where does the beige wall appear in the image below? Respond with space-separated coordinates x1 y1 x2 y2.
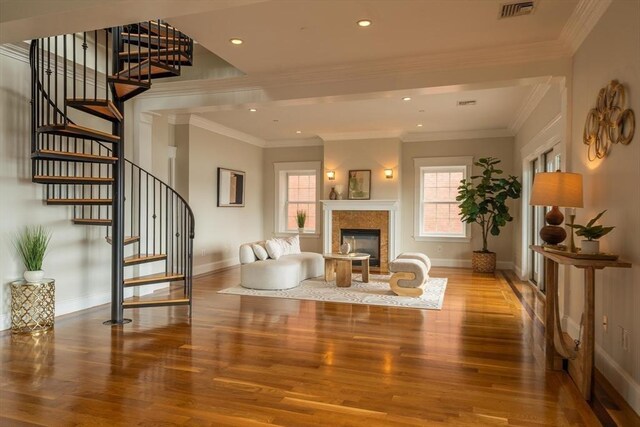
323 138 401 201
151 115 170 182
401 137 516 266
568 0 640 410
263 145 324 253
186 125 264 274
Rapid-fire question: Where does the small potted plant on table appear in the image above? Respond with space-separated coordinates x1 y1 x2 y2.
13 226 52 282
296 210 307 234
569 210 614 254
457 157 521 273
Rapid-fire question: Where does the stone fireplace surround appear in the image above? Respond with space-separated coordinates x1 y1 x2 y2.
321 200 399 273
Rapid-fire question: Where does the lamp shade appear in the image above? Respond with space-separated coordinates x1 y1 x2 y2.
529 172 583 207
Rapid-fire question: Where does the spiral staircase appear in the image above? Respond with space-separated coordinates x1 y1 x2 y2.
30 21 195 324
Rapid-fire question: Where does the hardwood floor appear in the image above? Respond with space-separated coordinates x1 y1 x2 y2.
0 267 601 426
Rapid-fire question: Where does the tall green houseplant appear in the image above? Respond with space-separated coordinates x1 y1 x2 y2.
456 157 521 258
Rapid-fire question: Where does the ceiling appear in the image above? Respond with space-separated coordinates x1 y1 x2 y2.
195 84 538 142
2 0 586 143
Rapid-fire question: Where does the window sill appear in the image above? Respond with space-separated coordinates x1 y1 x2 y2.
413 235 471 243
275 232 321 239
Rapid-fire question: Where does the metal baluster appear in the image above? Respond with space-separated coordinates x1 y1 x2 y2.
83 33 87 99
105 29 109 100
54 36 58 124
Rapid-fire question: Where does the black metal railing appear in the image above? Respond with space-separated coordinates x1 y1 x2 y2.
29 21 195 315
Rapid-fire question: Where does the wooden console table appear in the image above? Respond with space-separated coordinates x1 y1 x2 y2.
530 245 631 401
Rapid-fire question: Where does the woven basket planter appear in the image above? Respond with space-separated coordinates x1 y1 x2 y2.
472 251 496 273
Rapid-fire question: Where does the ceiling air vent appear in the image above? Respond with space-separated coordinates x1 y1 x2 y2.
457 100 477 106
500 1 535 18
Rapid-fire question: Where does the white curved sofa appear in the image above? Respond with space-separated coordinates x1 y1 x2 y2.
239 239 324 290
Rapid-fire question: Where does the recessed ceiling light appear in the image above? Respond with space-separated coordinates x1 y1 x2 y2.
249 108 257 112
419 109 425 113
417 124 423 127
273 119 279 122
230 38 243 45
402 97 412 101
357 19 372 27
457 100 477 106
296 130 302 134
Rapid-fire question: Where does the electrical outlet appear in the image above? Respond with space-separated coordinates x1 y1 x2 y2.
602 315 608 332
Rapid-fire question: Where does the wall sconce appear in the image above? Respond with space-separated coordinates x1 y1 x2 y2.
384 169 393 179
327 170 335 180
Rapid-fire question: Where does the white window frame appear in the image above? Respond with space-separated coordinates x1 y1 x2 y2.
274 161 321 237
414 156 472 242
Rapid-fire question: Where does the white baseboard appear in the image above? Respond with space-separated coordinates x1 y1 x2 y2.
194 258 238 276
563 315 640 414
514 265 526 280
430 258 514 270
55 290 111 318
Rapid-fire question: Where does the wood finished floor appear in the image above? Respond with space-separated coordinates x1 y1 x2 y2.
0 267 601 426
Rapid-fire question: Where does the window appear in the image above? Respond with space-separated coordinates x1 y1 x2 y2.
285 173 316 232
274 161 321 235
414 157 472 241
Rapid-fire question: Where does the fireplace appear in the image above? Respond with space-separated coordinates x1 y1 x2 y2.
340 228 381 267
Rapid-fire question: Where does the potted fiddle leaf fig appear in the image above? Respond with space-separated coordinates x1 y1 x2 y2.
568 210 614 254
457 157 521 273
13 226 52 282
296 210 307 234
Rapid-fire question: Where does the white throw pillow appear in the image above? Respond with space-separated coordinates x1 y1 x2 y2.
286 235 301 254
239 244 256 264
252 243 268 261
265 239 283 260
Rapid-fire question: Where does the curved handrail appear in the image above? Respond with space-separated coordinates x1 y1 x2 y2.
29 39 195 238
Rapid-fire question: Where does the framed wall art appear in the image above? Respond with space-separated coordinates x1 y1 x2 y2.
217 167 245 207
347 170 371 200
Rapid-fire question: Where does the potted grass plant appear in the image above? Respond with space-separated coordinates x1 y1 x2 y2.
457 157 521 273
13 226 52 282
569 210 614 254
296 210 307 234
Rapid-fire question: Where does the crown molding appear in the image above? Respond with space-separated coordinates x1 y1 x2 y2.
509 78 552 134
402 128 514 143
265 137 324 148
318 130 402 142
0 41 30 63
167 114 266 147
560 0 612 55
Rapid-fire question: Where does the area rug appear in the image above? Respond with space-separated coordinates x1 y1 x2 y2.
218 274 447 310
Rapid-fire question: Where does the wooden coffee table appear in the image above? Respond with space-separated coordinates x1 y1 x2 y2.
323 253 370 287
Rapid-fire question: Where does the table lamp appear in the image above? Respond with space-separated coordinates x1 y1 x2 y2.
529 172 583 246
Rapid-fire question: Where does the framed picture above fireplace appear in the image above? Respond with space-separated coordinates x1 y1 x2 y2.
348 170 371 200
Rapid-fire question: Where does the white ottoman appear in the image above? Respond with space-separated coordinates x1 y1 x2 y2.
389 258 429 297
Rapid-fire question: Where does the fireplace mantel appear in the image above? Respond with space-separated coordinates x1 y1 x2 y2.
321 200 399 261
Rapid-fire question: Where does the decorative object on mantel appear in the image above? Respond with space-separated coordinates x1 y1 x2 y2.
329 187 337 200
457 158 521 273
583 79 635 161
568 210 614 255
529 171 583 246
217 167 245 207
334 184 344 200
13 226 51 283
296 210 307 233
348 170 371 200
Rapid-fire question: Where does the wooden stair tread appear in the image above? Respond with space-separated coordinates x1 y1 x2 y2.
105 236 140 245
121 33 186 48
123 298 190 308
124 272 185 287
33 149 117 163
107 77 150 101
124 253 167 266
47 198 112 206
139 21 180 37
37 124 120 144
115 59 178 79
73 218 112 226
66 98 123 122
118 48 190 63
33 175 114 185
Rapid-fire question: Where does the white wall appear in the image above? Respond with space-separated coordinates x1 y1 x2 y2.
184 124 264 274
568 0 640 412
402 137 516 267
0 48 112 330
